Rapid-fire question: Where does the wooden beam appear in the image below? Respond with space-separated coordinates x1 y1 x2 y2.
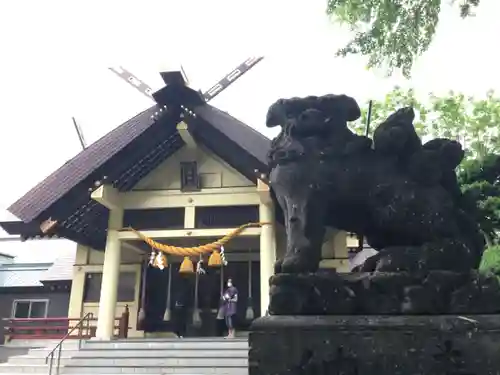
40 217 58 234
122 241 145 255
184 206 195 229
257 179 272 205
121 187 259 209
118 227 262 240
176 122 197 149
91 184 121 210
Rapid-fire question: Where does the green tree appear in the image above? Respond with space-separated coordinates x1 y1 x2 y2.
428 91 500 159
352 87 429 137
352 87 500 159
471 155 500 277
479 245 500 277
459 154 500 247
326 0 481 77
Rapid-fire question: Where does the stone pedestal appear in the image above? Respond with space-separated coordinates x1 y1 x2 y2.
249 315 500 375
268 272 500 315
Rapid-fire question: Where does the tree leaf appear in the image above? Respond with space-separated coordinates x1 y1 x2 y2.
326 0 481 77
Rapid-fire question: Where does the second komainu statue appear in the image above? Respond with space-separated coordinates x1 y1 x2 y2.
266 94 500 315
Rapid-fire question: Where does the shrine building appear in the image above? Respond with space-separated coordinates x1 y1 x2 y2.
0 70 355 339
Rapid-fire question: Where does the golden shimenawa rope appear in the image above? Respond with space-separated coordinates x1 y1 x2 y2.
123 222 272 256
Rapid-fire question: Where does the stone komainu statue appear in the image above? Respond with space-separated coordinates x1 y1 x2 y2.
266 94 484 275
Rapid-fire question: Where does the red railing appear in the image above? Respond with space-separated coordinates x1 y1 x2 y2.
3 306 130 341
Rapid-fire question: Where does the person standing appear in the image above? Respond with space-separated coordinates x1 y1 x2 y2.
222 278 238 338
172 291 187 338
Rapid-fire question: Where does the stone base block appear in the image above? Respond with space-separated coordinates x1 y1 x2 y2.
249 315 500 375
269 272 500 315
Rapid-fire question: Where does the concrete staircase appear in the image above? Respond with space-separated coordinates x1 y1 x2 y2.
0 340 82 374
0 338 249 374
63 338 248 374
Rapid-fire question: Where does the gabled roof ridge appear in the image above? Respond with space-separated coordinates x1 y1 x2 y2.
5 96 272 245
192 104 271 167
8 105 159 222
206 104 271 141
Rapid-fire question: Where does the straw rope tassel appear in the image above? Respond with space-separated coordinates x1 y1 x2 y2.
245 253 254 321
155 251 167 270
149 250 156 266
192 255 202 328
196 259 206 275
220 246 227 266
163 265 172 321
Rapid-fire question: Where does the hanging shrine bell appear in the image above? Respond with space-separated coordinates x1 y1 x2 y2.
208 245 227 267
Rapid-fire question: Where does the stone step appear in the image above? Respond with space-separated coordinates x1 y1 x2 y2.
0 363 50 373
83 339 248 350
111 336 248 342
28 348 82 357
0 347 31 364
85 337 248 343
68 356 248 367
6 339 81 349
6 354 249 368
62 366 247 374
8 355 74 366
0 339 250 374
64 339 249 374
75 348 248 358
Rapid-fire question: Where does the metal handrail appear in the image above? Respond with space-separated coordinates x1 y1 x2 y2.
45 312 94 375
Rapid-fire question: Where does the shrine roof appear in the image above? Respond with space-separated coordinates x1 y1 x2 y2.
3 88 271 249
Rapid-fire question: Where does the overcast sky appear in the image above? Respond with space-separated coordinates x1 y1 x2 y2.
0 0 499 233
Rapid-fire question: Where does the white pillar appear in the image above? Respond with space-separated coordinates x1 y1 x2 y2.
259 202 276 317
95 209 123 340
319 229 350 272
